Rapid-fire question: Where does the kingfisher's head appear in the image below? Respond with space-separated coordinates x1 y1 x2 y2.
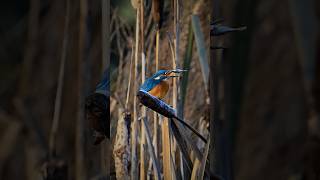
150 69 187 81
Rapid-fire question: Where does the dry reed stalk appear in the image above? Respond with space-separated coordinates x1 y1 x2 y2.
142 117 161 180
162 117 173 180
125 44 134 109
191 119 208 179
153 1 160 177
76 0 87 179
49 0 70 158
140 0 145 52
170 153 177 180
173 0 184 178
147 110 159 178
140 1 147 179
199 119 209 150
190 158 200 180
198 137 210 179
131 3 140 179
167 31 178 178
113 110 131 179
190 137 209 180
155 30 160 71
140 52 147 180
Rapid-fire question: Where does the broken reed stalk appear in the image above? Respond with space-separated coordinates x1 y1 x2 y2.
131 4 140 179
49 0 70 158
113 110 131 179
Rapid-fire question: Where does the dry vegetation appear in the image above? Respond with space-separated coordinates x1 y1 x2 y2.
110 0 210 179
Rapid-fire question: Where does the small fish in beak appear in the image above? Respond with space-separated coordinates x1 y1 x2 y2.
164 69 187 78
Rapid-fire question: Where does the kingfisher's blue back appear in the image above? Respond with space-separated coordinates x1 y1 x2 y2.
140 70 167 92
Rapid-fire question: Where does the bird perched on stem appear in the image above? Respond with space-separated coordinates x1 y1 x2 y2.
140 69 186 99
138 69 208 143
85 71 109 145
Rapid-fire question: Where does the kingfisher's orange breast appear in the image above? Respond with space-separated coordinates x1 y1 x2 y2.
148 81 169 99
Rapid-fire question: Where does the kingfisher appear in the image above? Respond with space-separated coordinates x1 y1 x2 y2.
85 70 109 145
140 69 186 99
138 69 208 143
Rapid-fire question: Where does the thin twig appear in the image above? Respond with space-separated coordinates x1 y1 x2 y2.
125 44 134 109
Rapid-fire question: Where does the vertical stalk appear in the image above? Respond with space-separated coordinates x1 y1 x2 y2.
167 30 178 179
162 117 172 180
155 30 160 71
153 1 160 177
49 0 70 158
140 54 146 180
76 0 87 179
131 4 140 180
140 1 147 179
174 0 184 178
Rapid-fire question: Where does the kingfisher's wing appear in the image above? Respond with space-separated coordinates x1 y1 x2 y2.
140 79 160 92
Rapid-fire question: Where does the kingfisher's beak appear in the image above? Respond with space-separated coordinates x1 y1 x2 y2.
166 69 187 78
